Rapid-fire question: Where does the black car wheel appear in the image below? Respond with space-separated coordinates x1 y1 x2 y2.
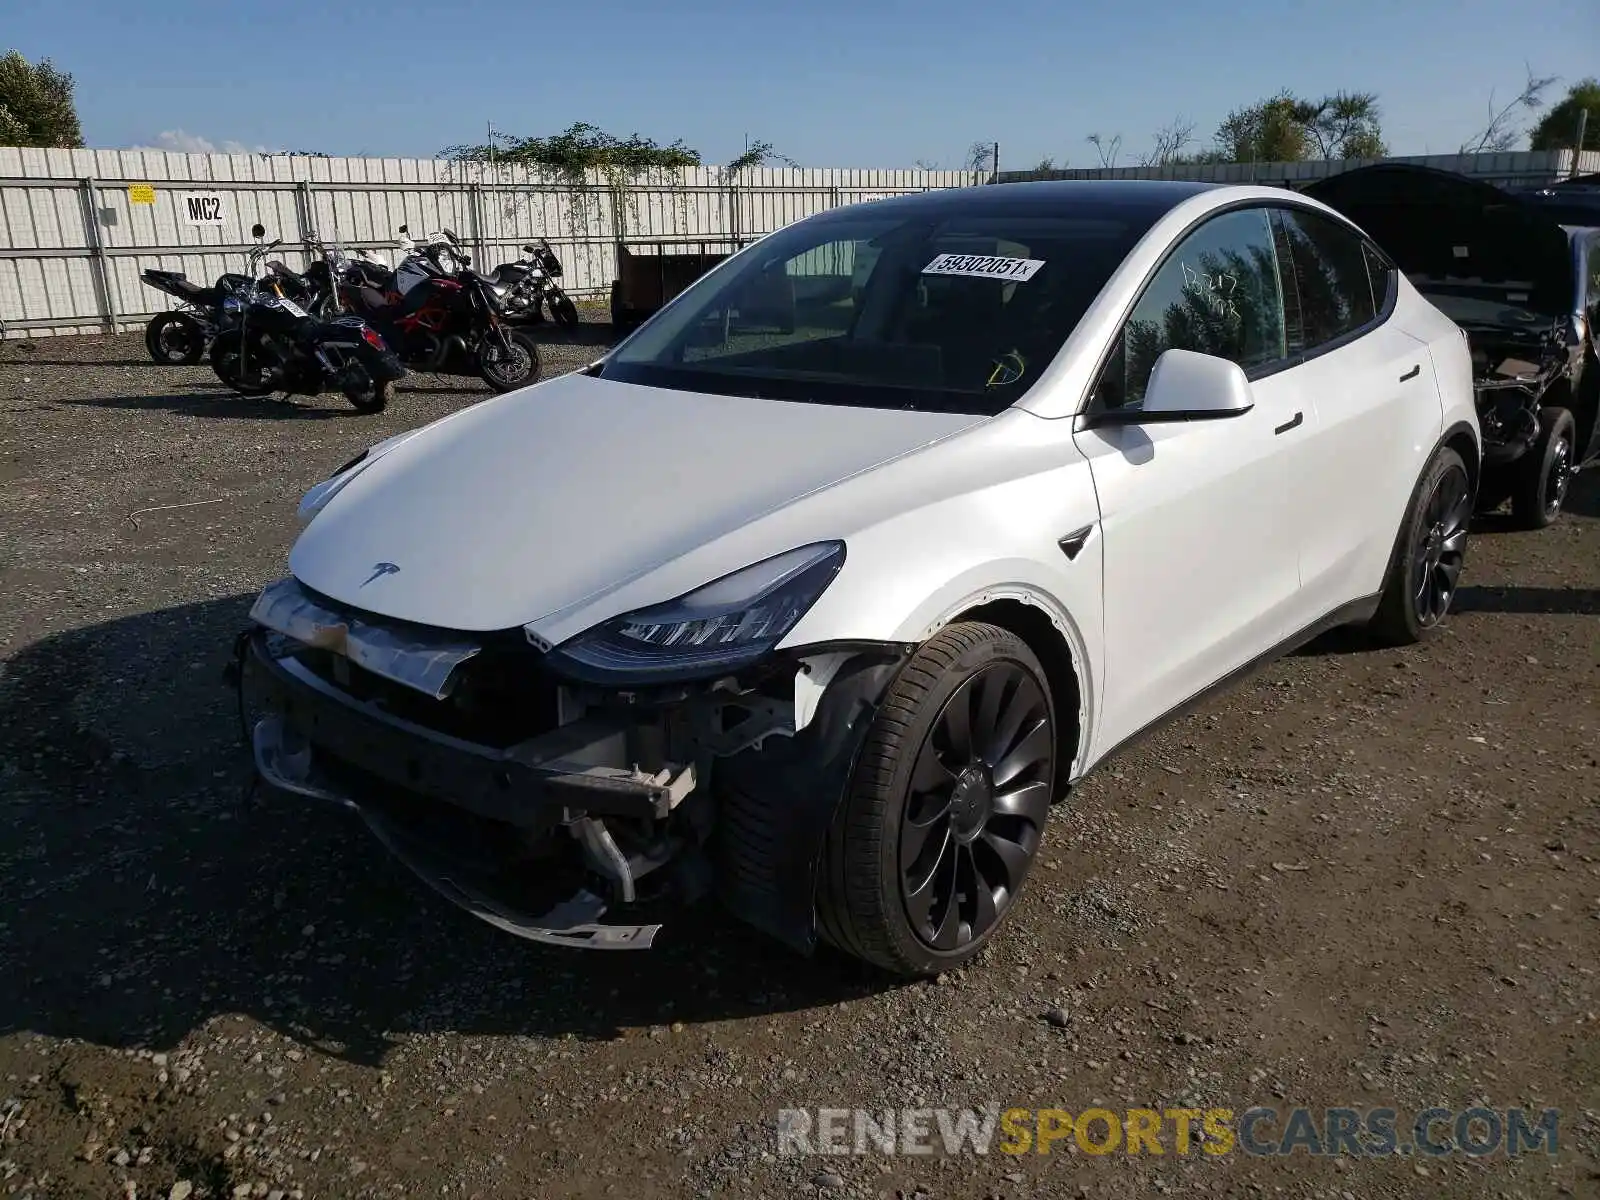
817 622 1058 977
1511 407 1576 530
1369 444 1471 646
145 312 206 365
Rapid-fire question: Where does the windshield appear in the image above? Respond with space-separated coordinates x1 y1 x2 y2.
598 209 1150 414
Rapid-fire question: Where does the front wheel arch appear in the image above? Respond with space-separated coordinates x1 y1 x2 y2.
942 598 1084 789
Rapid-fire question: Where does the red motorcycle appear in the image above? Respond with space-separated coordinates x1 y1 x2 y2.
337 230 542 393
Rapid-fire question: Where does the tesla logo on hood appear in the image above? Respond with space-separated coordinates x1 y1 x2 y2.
360 562 401 587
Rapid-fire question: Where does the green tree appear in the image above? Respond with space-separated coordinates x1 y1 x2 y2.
1207 90 1386 164
1213 91 1309 162
1295 91 1387 159
1530 77 1600 151
0 49 83 148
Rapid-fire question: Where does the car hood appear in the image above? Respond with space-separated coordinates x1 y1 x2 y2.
288 372 989 633
1304 164 1573 319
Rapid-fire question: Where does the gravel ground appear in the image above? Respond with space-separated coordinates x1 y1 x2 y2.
0 324 1597 1200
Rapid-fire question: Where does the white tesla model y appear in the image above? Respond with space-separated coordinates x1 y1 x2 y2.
237 179 1480 977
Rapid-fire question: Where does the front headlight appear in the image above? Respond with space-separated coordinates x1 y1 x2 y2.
541 541 845 684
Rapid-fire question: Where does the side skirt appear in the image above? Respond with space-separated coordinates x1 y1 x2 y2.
1071 592 1381 784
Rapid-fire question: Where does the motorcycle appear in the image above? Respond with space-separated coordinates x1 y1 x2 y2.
386 227 577 328
335 225 542 393
209 223 408 413
486 238 579 328
141 244 328 365
139 265 255 365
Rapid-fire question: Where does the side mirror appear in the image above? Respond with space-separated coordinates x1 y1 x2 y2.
1090 348 1254 426
251 223 266 239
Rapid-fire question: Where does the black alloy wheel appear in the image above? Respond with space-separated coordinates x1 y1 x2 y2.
815 621 1059 976
1512 407 1577 530
1412 457 1472 628
1369 444 1471 646
899 662 1054 952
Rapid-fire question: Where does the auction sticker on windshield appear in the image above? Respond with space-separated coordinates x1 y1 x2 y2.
923 253 1045 281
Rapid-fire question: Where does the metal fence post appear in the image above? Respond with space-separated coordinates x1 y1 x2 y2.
294 180 313 245
608 183 625 288
469 180 485 265
79 177 119 334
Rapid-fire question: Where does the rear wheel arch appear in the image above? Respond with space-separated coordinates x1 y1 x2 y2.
1441 420 1481 498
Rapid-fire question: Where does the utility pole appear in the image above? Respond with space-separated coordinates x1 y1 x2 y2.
1574 109 1590 178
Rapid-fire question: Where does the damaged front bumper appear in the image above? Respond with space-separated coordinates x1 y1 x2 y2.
242 633 691 948
232 578 910 955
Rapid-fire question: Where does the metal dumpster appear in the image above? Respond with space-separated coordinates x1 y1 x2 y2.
608 235 757 335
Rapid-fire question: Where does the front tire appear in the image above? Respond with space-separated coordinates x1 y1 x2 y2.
547 292 579 328
1368 444 1471 646
817 622 1058 977
1510 407 1576 530
209 329 278 396
477 329 541 392
145 312 206 365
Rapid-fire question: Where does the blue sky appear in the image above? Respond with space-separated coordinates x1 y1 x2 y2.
8 0 1594 167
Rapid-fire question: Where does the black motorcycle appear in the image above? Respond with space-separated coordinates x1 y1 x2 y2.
141 250 327 366
488 239 579 328
209 224 408 413
139 268 253 364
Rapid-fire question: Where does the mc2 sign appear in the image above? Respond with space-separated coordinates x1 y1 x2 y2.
180 192 227 226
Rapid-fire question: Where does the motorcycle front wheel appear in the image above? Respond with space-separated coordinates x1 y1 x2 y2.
145 311 207 365
477 329 542 393
209 329 279 396
546 292 579 329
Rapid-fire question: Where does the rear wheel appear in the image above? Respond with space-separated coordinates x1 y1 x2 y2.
1368 444 1471 646
816 622 1058 977
477 329 541 392
145 311 206 365
1510 407 1576 529
342 370 393 413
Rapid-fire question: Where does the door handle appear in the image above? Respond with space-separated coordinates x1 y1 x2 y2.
1399 364 1421 382
1274 411 1303 436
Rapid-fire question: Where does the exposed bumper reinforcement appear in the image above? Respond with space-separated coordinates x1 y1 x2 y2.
246 666 666 949
243 630 693 824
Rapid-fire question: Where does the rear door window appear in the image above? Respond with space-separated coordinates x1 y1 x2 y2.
1276 207 1380 352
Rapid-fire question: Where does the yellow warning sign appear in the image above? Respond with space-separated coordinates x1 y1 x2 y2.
128 183 156 205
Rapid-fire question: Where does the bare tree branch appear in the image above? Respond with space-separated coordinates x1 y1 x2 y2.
1460 64 1559 154
1086 132 1123 169
964 141 997 178
1140 117 1197 167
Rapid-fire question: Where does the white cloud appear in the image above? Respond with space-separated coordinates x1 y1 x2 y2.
130 129 272 155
